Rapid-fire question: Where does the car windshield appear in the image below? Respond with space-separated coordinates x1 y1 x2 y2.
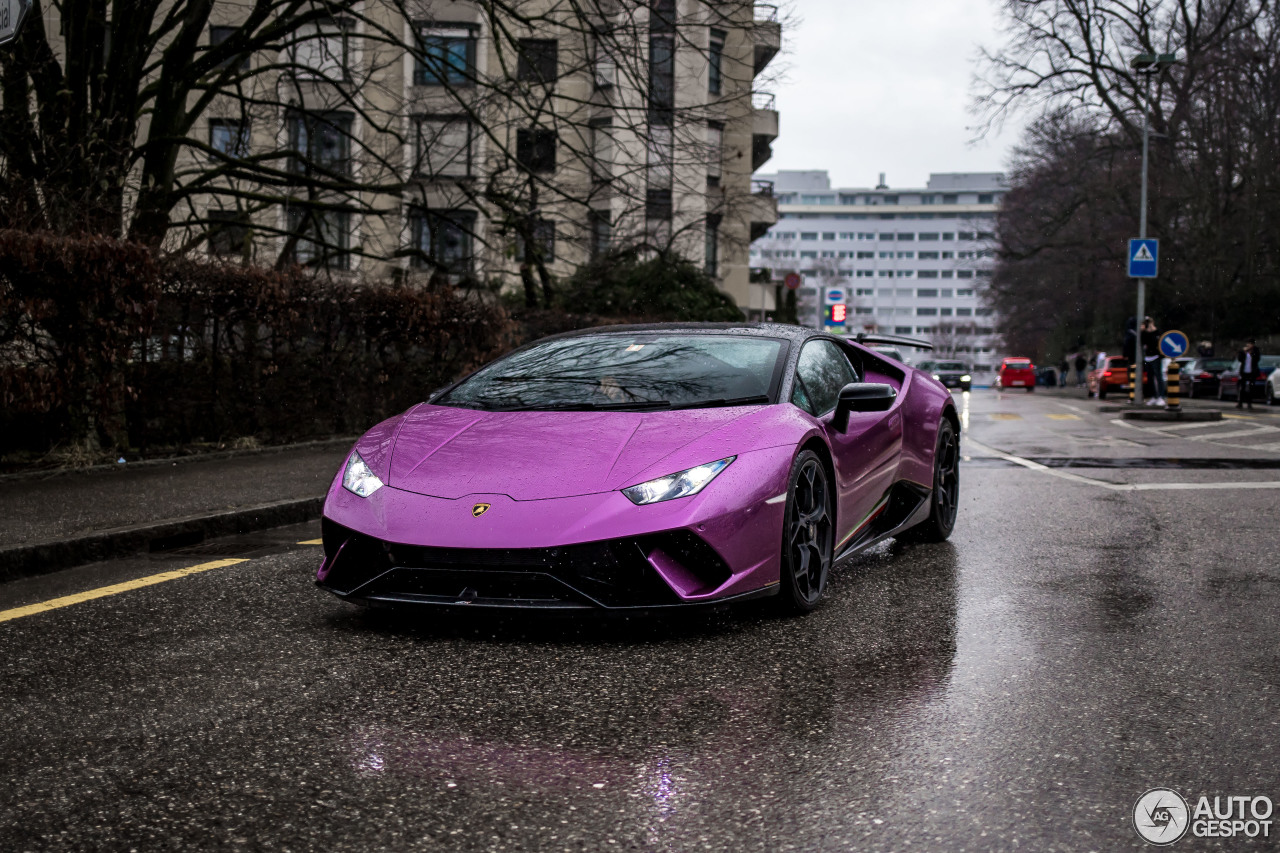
1261 356 1280 368
936 362 966 371
436 333 786 412
1200 359 1233 370
1005 361 1031 369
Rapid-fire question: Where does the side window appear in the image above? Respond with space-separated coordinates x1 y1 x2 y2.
793 340 858 417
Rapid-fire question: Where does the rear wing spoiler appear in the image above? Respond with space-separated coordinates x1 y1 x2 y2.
849 333 934 351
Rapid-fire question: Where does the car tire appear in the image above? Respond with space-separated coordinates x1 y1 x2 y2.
1218 383 1226 401
1098 386 1107 399
778 450 834 614
901 418 960 544
961 383 971 392
1025 386 1034 393
1268 384 1277 406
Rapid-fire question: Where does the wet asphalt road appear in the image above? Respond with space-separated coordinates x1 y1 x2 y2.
2 390 1279 852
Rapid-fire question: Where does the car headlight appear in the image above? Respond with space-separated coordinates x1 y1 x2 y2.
961 374 972 383
342 451 384 498
931 373 941 380
622 457 735 506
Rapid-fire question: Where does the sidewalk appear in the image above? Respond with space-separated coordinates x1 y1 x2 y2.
0 440 353 581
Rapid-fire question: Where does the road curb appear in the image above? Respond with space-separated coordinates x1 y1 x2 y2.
1119 410 1224 422
0 497 324 583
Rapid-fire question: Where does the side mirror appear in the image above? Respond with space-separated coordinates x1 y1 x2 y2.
832 382 897 431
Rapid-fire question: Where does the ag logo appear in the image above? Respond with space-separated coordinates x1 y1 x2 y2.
472 503 491 518
1134 788 1190 845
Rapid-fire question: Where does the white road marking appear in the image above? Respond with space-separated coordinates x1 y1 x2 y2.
965 439 1280 492
1150 421 1229 431
1186 427 1280 441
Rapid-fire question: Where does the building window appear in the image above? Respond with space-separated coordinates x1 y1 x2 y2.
958 231 976 240
856 251 873 259
896 270 914 278
883 195 899 205
917 288 939 297
917 271 938 279
978 194 994 204
896 232 914 241
942 194 957 204
287 205 350 269
209 26 251 70
879 233 894 241
941 251 955 259
208 210 250 257
651 0 676 33
822 233 836 241
855 270 873 277
517 39 558 83
648 35 675 123
209 119 249 158
516 128 557 173
288 18 353 81
800 232 818 241
956 270 974 279
957 288 974 297
799 250 817 259
287 111 353 177
894 326 912 335
409 208 476 276
706 122 723 183
515 219 556 264
705 214 721 278
590 209 612 258
708 29 724 95
917 251 939 259
414 116 473 178
956 308 973 317
416 24 476 86
918 232 939 241
896 251 914 259
591 118 613 184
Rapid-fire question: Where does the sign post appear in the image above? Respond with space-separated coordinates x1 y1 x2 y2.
1 0 33 47
1128 238 1158 405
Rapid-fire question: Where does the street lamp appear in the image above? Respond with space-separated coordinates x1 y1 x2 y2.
1128 52 1177 406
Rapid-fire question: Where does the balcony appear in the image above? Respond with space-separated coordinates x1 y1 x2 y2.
752 92 778 171
748 178 778 241
753 4 781 76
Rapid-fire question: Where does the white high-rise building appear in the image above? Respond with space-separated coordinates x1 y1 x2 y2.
751 170 1006 378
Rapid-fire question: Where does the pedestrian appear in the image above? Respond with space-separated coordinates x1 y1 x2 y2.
1235 339 1263 409
1059 356 1070 388
1074 352 1088 387
1141 317 1166 406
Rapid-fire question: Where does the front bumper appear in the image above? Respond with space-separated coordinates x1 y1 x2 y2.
316 446 793 610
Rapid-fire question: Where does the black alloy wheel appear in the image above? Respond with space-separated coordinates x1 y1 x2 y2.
902 418 960 543
779 450 834 613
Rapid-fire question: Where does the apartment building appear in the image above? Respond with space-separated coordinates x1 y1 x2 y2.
186 0 781 310
751 170 1006 375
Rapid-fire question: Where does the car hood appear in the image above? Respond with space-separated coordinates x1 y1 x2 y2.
384 404 781 500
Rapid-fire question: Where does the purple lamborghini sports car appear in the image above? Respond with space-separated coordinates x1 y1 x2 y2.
317 324 960 614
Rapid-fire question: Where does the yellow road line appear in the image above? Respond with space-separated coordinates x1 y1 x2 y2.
1046 413 1081 420
990 413 1023 420
297 539 323 545
0 559 248 625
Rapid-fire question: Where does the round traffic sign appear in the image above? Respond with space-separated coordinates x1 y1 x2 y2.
1159 330 1189 358
784 272 801 290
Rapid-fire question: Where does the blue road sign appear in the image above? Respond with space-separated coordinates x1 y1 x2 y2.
1159 330 1189 358
1128 239 1159 278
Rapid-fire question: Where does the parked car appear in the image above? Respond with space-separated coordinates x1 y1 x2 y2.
1087 356 1131 399
1219 356 1280 401
871 345 908 365
1179 357 1234 398
1035 366 1058 386
1268 367 1280 406
995 357 1036 392
916 360 971 391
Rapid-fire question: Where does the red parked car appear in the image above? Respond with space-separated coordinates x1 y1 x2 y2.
995 357 1036 392
1087 356 1131 399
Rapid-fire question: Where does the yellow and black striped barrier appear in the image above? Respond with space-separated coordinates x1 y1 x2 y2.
1129 366 1136 404
1166 361 1181 410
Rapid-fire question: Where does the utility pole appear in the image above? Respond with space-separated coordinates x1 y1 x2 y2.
1129 52 1177 406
